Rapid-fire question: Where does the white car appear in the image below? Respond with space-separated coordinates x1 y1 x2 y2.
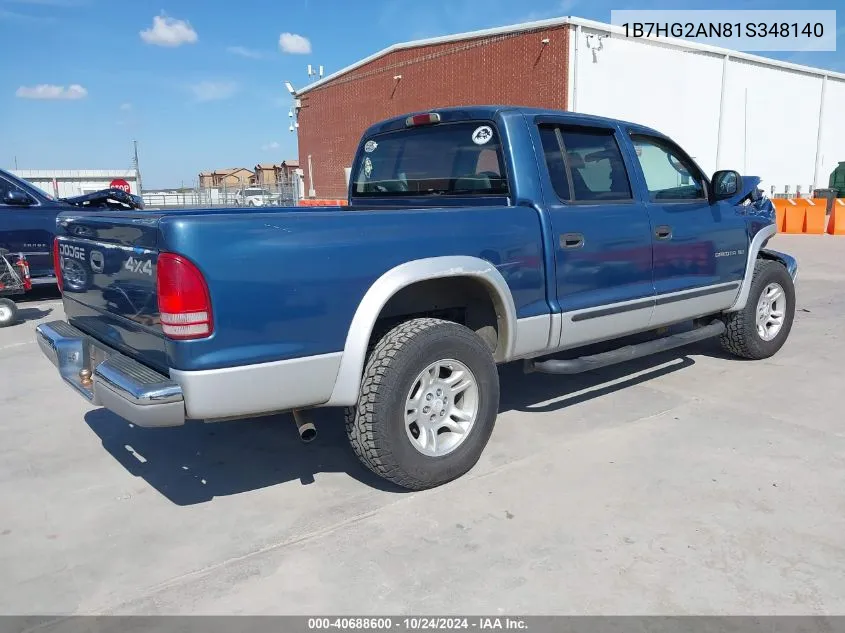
235 187 281 207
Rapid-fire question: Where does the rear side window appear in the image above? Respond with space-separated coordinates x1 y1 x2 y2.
352 122 508 197
539 125 632 203
539 126 571 201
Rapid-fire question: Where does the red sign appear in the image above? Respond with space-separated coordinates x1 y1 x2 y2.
109 179 131 193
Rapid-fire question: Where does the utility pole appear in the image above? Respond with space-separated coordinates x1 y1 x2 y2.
14 156 18 170
132 140 143 193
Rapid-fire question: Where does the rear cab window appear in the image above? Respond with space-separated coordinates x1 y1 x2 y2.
352 122 509 197
539 124 632 203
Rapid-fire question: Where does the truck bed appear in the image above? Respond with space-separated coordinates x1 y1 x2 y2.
56 205 547 374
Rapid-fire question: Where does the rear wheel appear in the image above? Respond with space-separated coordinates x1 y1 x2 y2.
0 298 19 328
345 318 499 490
720 259 795 359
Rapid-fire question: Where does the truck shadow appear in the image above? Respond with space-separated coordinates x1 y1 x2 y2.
17 285 61 303
15 306 53 323
499 348 700 414
83 407 400 505
83 342 708 504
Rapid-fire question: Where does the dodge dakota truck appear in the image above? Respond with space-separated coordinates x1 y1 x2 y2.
36 106 797 490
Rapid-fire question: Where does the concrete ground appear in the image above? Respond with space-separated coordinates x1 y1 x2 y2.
1 234 843 616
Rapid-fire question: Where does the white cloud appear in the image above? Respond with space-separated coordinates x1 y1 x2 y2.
15 84 87 99
140 15 198 47
261 141 280 151
119 102 132 111
227 45 263 59
189 81 238 102
278 32 311 54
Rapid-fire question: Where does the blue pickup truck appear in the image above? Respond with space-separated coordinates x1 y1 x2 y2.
36 106 797 490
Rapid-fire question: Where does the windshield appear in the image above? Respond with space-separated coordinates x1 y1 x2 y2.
352 122 509 197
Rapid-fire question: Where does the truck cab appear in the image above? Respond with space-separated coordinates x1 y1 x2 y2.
0 168 66 281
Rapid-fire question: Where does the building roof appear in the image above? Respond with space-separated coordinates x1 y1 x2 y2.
13 169 136 178
282 159 299 168
296 15 845 96
214 167 253 175
255 163 280 170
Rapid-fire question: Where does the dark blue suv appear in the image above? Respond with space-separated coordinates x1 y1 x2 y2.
0 168 143 282
0 168 69 282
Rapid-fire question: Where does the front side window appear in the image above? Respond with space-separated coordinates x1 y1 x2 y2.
0 172 49 205
0 177 31 206
631 135 706 201
352 122 508 197
0 178 11 203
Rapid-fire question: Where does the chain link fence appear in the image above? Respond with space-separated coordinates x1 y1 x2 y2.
142 174 302 209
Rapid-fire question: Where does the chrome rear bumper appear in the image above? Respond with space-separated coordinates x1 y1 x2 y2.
35 321 185 428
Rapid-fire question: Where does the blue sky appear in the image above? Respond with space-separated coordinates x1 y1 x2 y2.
1 0 842 189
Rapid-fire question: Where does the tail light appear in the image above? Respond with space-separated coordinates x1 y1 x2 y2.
405 112 441 127
52 238 63 292
156 253 213 340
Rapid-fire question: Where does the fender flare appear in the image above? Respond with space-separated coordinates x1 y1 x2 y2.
726 224 778 312
325 256 517 407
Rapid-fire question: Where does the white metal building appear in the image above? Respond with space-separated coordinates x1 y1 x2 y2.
11 169 140 198
567 18 844 194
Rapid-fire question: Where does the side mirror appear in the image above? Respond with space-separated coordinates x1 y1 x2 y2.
711 170 742 201
3 190 34 206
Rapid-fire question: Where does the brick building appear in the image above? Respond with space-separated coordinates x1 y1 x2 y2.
295 20 570 199
294 16 845 200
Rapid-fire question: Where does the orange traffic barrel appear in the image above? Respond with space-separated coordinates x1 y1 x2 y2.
803 203 826 234
781 199 805 234
770 199 791 232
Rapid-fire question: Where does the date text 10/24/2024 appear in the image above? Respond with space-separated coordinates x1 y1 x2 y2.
308 617 528 630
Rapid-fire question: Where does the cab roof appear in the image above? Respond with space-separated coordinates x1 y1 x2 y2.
362 106 665 139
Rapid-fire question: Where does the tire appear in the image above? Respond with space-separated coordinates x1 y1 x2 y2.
345 318 500 490
720 259 795 360
0 298 19 328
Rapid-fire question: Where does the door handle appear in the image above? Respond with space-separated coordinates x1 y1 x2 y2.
560 233 585 249
655 225 673 240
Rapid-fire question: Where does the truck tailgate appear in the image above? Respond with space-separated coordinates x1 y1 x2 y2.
56 213 167 372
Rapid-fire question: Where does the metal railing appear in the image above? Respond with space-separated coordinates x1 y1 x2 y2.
142 175 302 209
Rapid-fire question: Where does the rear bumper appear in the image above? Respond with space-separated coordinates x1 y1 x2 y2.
35 320 185 428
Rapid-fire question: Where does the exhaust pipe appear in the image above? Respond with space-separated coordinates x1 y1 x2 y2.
292 409 317 443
